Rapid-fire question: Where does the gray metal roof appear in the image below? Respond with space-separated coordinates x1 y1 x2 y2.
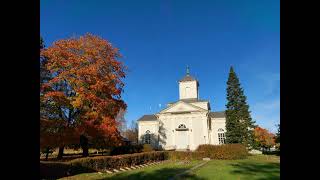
209 111 226 118
137 114 157 121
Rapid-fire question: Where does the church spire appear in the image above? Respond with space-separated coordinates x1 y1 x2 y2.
186 65 190 75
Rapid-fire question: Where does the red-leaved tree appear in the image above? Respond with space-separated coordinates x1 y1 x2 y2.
253 126 276 150
40 34 127 158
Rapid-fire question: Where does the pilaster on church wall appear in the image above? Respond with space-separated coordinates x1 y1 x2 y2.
189 112 206 149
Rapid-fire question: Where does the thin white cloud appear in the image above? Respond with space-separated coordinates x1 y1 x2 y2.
257 72 280 95
251 98 280 133
254 99 280 110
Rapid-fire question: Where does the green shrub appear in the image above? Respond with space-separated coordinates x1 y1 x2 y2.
142 144 154 152
168 151 205 161
69 151 168 171
196 144 248 160
41 151 169 179
40 161 95 179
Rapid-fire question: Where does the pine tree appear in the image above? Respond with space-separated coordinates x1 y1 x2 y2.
225 66 255 147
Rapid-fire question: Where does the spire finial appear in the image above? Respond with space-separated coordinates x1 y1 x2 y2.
186 65 190 75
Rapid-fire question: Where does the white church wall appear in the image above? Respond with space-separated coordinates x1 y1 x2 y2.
189 112 208 150
157 116 174 150
138 121 159 147
210 117 226 145
190 101 209 110
157 111 210 151
156 113 187 150
179 81 198 99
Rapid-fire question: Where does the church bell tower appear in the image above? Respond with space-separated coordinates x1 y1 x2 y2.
178 66 199 100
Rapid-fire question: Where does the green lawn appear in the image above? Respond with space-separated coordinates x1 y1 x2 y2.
182 155 280 180
59 160 200 180
59 155 280 180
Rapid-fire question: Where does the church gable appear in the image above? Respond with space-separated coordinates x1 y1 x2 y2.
160 101 206 114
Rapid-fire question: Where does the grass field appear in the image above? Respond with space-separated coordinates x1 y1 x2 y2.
59 155 279 180
183 155 280 180
59 160 200 180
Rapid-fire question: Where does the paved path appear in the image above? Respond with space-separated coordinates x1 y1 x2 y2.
167 161 209 180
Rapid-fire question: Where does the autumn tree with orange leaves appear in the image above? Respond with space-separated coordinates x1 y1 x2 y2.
253 126 276 150
40 34 127 158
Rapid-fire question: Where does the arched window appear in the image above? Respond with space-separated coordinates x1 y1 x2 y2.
145 130 151 144
178 124 187 129
218 129 226 144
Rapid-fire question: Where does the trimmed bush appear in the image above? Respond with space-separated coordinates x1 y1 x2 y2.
69 151 168 170
41 151 169 179
142 144 154 152
168 151 205 161
40 161 96 179
196 144 248 160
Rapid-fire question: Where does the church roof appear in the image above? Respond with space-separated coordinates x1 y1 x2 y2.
137 111 225 121
179 74 197 82
137 114 157 121
168 98 208 105
179 66 197 82
209 111 226 118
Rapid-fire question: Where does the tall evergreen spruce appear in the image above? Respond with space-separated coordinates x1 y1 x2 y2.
225 66 255 148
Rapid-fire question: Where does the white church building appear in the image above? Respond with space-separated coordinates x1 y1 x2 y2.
137 67 226 151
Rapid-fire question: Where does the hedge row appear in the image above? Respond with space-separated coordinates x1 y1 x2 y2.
40 144 248 179
40 161 92 179
196 144 248 159
110 144 154 155
167 151 205 161
40 151 168 179
70 151 168 170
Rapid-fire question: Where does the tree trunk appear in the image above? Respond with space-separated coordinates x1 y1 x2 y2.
45 147 50 161
57 146 64 160
80 135 89 157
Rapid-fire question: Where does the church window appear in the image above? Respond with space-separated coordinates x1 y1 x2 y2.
145 130 151 144
178 124 187 129
218 129 226 144
185 87 190 95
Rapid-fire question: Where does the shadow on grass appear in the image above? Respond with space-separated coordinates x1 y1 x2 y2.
230 161 280 180
97 167 206 180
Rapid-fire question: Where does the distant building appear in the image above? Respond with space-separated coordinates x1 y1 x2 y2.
137 67 226 151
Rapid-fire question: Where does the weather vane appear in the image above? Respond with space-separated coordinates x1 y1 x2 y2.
186 65 190 75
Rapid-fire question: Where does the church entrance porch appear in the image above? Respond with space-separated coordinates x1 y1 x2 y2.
175 124 189 150
176 131 188 149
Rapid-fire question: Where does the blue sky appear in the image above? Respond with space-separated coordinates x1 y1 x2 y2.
41 0 280 133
